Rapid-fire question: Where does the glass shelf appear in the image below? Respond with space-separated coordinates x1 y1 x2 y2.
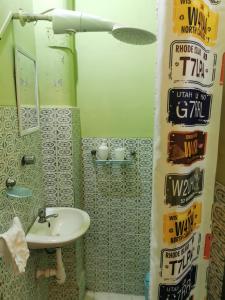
94 159 133 166
6 186 32 199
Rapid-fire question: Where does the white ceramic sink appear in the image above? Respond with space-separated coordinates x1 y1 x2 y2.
26 207 90 249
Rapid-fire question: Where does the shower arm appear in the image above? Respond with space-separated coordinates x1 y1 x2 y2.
0 10 52 40
0 9 115 38
0 9 113 39
13 11 52 25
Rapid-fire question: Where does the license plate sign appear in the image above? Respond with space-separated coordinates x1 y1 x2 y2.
163 202 202 245
169 41 217 87
168 88 212 126
160 234 200 280
168 131 207 165
173 0 219 46
158 265 197 300
165 168 204 207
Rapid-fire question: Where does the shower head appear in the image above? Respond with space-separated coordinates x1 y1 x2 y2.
51 9 156 45
112 25 156 45
11 9 156 45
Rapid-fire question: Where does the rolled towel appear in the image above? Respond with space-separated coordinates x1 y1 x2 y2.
0 217 30 274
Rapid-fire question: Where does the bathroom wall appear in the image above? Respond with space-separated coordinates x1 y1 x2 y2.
40 107 85 300
76 0 157 138
33 0 77 107
0 0 36 106
0 1 84 299
82 137 153 294
75 1 156 295
0 0 77 108
0 107 48 300
0 1 49 300
33 1 86 298
1 2 155 300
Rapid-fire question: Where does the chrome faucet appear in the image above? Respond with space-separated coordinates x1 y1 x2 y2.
38 208 58 223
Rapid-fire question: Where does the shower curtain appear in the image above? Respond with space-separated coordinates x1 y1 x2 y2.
150 0 225 299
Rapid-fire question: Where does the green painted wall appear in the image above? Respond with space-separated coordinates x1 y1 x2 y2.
33 0 77 107
0 0 35 106
216 84 225 185
0 0 77 107
76 0 157 138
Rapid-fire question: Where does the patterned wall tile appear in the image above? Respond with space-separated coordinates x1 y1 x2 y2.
47 245 79 300
0 106 48 300
40 107 85 300
40 108 74 208
21 107 39 132
82 137 153 295
208 181 225 300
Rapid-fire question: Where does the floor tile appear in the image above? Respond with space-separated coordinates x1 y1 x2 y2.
109 293 132 300
85 292 144 300
85 291 95 300
95 292 111 300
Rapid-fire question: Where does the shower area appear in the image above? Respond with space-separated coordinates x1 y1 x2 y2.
75 0 156 297
0 0 156 299
82 138 153 295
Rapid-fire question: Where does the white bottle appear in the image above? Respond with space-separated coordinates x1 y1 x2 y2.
114 147 125 160
97 140 109 160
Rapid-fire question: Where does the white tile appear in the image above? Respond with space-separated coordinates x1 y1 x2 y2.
95 292 111 300
86 292 144 300
85 291 95 300
109 294 132 300
131 296 145 300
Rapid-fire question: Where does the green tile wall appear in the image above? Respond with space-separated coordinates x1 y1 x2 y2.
0 106 48 300
40 107 86 300
0 106 86 300
82 138 153 295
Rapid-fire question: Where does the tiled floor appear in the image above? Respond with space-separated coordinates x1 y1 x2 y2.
85 291 145 300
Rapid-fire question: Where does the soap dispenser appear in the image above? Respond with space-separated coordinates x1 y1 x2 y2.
97 140 109 160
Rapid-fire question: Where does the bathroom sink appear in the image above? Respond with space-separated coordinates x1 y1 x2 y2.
26 207 90 249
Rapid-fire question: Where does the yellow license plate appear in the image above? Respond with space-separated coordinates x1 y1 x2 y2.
173 0 219 47
163 202 202 245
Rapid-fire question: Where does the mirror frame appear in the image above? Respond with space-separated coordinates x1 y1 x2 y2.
14 47 40 136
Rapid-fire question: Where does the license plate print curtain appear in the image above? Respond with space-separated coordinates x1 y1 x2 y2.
150 1 225 299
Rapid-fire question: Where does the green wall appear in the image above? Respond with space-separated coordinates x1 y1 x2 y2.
33 0 77 107
76 0 157 138
0 0 77 107
1 0 156 132
0 0 35 106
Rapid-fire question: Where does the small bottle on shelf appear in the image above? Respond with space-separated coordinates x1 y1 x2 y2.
97 140 109 160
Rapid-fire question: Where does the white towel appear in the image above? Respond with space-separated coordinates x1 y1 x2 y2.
0 217 30 274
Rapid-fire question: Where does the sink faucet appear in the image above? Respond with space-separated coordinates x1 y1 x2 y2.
38 208 58 223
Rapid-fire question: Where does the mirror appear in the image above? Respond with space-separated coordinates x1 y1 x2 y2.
14 48 39 136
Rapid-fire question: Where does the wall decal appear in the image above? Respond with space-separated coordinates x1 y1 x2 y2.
165 168 204 207
168 88 212 126
160 233 201 280
173 0 219 46
158 265 197 300
169 40 217 87
163 202 202 245
168 131 207 165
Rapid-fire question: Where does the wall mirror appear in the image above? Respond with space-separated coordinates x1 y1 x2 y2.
14 48 40 136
